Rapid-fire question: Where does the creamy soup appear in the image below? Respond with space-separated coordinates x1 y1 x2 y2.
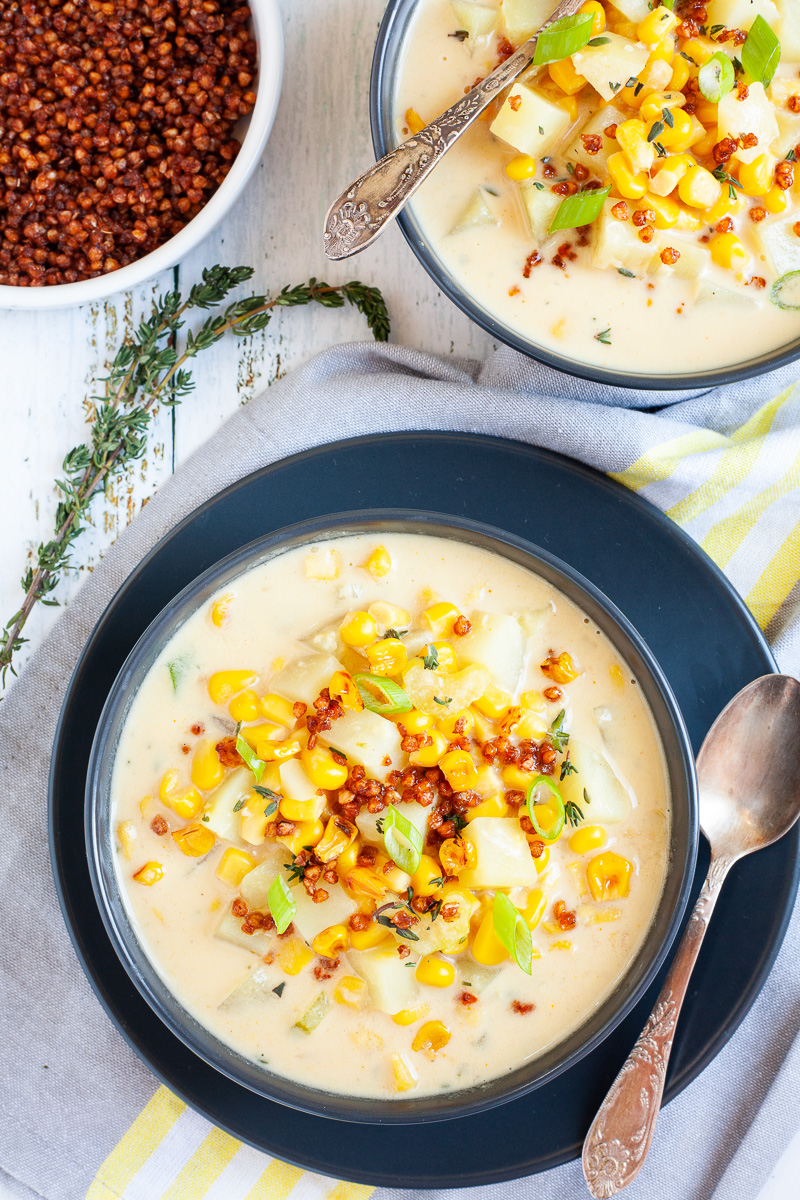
111 532 670 1099
394 0 800 375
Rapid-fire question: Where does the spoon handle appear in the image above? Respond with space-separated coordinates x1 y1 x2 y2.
323 0 585 260
582 856 732 1197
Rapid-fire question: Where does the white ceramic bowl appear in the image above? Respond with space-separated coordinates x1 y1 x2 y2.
0 0 283 311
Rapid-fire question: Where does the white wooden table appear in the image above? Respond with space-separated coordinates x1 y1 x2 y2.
0 0 495 679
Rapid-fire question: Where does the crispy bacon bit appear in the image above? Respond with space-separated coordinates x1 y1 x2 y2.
581 133 603 155
604 124 618 139
275 820 295 837
313 956 340 980
739 132 759 150
232 898 247 918
638 225 654 244
292 701 307 719
216 736 243 767
459 991 478 1006
660 247 681 266
573 163 590 182
788 96 800 113
716 26 746 46
543 161 557 179
509 284 521 296
736 82 750 101
349 912 371 931
552 180 578 197
776 160 795 190
390 909 419 930
181 744 190 754
397 944 411 959
543 686 563 702
496 37 514 63
190 723 204 736
511 1000 535 1014
150 815 168 836
277 922 294 939
632 208 655 228
453 615 472 636
795 222 800 237
311 888 330 903
747 276 767 288
716 217 734 233
713 137 738 165
508 93 522 112
554 900 577 930
357 845 378 868
748 207 767 223
528 838 546 859
677 18 698 39
440 901 461 923
611 201 629 221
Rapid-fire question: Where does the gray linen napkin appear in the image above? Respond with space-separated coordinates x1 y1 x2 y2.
2 341 799 1200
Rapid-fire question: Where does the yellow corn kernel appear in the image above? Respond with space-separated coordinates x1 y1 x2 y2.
208 670 257 706
210 592 234 626
764 185 790 214
439 836 476 876
391 1053 418 1092
383 863 413 894
738 154 774 198
649 151 695 196
239 794 269 845
587 851 633 901
334 975 368 1008
517 708 549 739
424 601 460 637
497 705 521 738
678 164 721 210
569 824 608 855
315 815 357 863
638 6 677 44
675 204 704 232
279 790 325 823
312 923 350 958
256 736 302 763
340 611 379 648
505 153 537 181
345 867 388 901
366 638 408 677
693 126 718 158
406 107 425 134
240 722 283 750
133 861 163 885
501 763 535 789
159 768 179 801
644 193 680 229
648 35 675 65
709 231 749 270
642 90 681 125
336 836 362 879
364 546 392 580
416 954 456 988
279 938 314 975
579 0 605 34
607 151 649 200
616 119 656 174
474 683 513 719
439 749 478 792
411 853 445 897
258 693 296 726
472 910 509 965
680 36 713 65
650 108 695 152
412 1020 451 1058
397 708 435 735
408 729 449 768
426 641 458 673
533 801 565 843
117 821 137 860
160 771 202 820
172 824 215 857
466 793 509 821
190 739 224 792
555 93 580 122
548 57 587 95
350 919 392 950
529 843 551 874
301 743 349 790
368 601 410 628
328 670 364 715
228 688 260 723
393 1003 430 1025
550 940 573 950
216 847 256 887
435 708 474 739
579 903 622 924
670 55 691 90
523 888 547 929
276 819 324 856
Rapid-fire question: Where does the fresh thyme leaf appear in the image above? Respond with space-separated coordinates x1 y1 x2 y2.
662 107 674 129
167 655 191 692
583 788 591 805
254 785 279 799
550 709 570 752
0 269 390 691
647 120 665 143
618 267 636 278
284 859 309 884
232 797 248 812
329 747 347 763
609 81 621 92
272 982 286 997
449 29 469 40
787 149 798 162
422 643 439 670
565 800 584 827
375 912 420 941
712 166 744 201
201 814 210 822
383 628 408 639
539 125 545 135
533 181 545 190
595 328 612 344
376 816 385 834
710 23 724 36
625 76 638 88
452 813 467 832
429 899 443 922
434 695 453 705
588 36 610 45
559 753 578 781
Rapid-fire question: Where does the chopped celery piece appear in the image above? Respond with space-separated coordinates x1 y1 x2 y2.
295 991 330 1032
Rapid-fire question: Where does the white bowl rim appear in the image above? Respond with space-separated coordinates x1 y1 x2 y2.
0 0 283 310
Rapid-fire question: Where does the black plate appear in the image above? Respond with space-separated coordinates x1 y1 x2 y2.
50 433 799 1188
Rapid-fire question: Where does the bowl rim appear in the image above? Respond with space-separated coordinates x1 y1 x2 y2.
369 0 800 393
0 0 284 311
86 509 698 1125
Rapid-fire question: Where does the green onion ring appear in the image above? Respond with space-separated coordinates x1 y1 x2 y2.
526 774 566 842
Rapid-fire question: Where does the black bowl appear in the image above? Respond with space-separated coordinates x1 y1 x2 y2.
86 511 698 1124
370 0 800 391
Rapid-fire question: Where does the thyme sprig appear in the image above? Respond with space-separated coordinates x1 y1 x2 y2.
0 266 390 689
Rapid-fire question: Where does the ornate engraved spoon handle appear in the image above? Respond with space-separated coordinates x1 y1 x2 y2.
582 855 733 1198
323 0 585 260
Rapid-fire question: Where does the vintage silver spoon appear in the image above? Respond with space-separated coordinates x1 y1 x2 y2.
583 673 800 1197
323 0 585 260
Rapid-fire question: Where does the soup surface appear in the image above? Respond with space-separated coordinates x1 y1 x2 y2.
112 532 670 1099
394 0 800 375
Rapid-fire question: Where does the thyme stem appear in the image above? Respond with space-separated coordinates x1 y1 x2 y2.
0 266 389 689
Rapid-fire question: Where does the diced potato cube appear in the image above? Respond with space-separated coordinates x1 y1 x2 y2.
237 848 293 910
610 0 651 19
772 109 800 160
278 759 324 822
592 199 656 275
451 188 499 235
455 611 525 692
219 964 279 1008
204 767 252 841
520 183 561 245
304 547 341 581
718 83 779 164
753 211 800 275
567 103 626 176
459 817 539 888
349 944 419 1014
271 653 344 707
707 0 779 30
649 236 711 280
356 800 430 847
501 0 554 44
572 35 649 103
403 661 490 717
318 709 402 781
399 890 478 954
695 278 759 305
451 0 498 42
490 83 571 157
776 0 800 58
560 740 632 824
214 908 272 955
291 880 357 943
